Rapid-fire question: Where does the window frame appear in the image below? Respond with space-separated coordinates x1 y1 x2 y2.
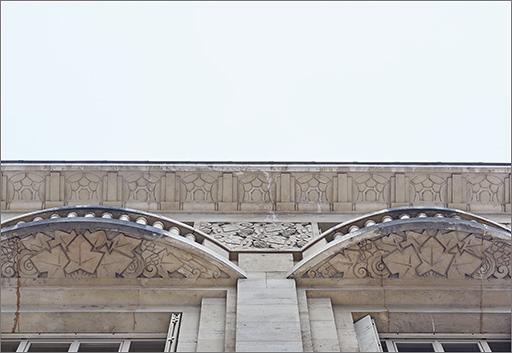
381 338 510 352
2 337 168 352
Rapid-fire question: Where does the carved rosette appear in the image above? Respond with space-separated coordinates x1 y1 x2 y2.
198 222 314 250
123 173 161 204
1 229 229 280
65 173 103 202
5 173 46 206
179 173 218 202
409 175 446 203
295 175 332 203
466 175 504 205
302 229 511 280
238 174 274 203
353 174 389 203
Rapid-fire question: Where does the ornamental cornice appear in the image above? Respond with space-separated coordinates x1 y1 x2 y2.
1 163 510 214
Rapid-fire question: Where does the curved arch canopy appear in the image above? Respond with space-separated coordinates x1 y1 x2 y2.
289 208 511 281
1 206 246 282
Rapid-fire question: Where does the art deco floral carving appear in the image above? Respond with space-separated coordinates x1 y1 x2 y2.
409 175 446 203
295 175 332 203
239 174 274 203
179 173 218 202
353 174 389 203
65 173 102 201
1 229 229 280
301 229 510 280
123 174 161 203
6 173 46 205
466 175 504 204
198 222 314 250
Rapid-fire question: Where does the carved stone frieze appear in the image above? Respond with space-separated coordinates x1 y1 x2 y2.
301 229 511 280
1 229 229 280
1 164 510 213
197 222 314 250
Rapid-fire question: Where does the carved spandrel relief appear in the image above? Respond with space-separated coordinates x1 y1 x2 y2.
123 173 161 204
65 173 103 202
466 175 504 205
409 175 446 203
1 230 229 280
198 222 314 250
179 173 218 202
295 175 332 203
5 173 46 206
353 174 389 203
302 229 511 280
239 174 274 203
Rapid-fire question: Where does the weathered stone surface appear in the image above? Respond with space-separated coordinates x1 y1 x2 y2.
198 222 314 250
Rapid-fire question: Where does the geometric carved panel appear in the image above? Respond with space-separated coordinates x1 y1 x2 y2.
299 229 511 280
1 229 230 280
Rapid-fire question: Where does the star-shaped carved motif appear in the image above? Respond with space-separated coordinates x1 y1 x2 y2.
64 234 104 274
30 246 69 278
383 245 422 278
416 237 454 277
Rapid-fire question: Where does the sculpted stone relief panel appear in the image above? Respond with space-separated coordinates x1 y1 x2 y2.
466 175 504 205
65 173 103 202
179 173 218 202
353 174 390 203
123 173 161 204
5 173 46 206
409 175 446 203
238 173 275 203
301 229 511 280
1 230 229 280
197 222 314 250
294 175 332 203
0 168 510 212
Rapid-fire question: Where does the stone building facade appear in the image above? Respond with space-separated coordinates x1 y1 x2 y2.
1 162 511 352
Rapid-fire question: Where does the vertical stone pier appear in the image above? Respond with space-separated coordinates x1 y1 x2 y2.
235 254 303 352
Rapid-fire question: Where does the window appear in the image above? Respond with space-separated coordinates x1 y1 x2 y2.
1 341 21 352
0 339 169 353
1 312 182 353
356 314 510 353
381 339 512 352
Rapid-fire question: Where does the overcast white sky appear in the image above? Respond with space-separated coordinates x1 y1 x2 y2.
1 1 510 162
